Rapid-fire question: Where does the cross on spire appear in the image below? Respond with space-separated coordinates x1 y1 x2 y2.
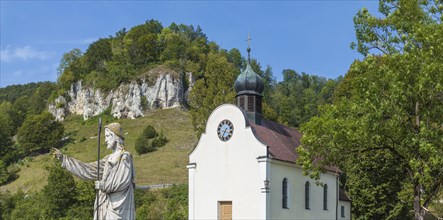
246 32 252 62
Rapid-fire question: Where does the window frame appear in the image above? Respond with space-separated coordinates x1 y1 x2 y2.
282 178 288 209
305 181 310 210
323 184 328 210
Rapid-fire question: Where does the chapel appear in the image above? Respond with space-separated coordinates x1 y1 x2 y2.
187 45 351 220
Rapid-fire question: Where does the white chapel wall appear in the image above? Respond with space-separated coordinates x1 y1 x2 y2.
189 104 268 219
338 200 351 220
269 160 339 220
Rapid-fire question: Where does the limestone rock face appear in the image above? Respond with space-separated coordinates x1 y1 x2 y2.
49 69 189 121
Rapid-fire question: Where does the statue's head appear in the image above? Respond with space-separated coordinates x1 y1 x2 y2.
104 122 125 150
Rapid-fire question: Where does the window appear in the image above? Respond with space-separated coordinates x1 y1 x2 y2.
341 206 345 217
282 178 288 208
305 181 310 210
323 184 328 210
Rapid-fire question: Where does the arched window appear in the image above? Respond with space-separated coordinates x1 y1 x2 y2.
323 184 328 210
282 178 288 208
305 181 310 210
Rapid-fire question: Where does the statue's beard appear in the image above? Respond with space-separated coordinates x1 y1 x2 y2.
107 141 117 150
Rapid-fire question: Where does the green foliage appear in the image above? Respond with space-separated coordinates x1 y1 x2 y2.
0 82 57 135
429 190 443 218
135 125 168 155
0 108 14 158
144 125 158 139
56 20 210 93
83 106 114 125
17 112 64 156
0 82 52 104
266 69 340 127
57 48 82 79
0 159 18 186
151 132 168 149
141 95 148 110
42 162 78 219
0 190 25 220
124 19 163 67
28 83 58 115
10 192 46 219
0 167 94 220
298 1 443 218
189 51 238 136
0 160 10 185
12 96 31 129
135 184 188 220
65 180 95 219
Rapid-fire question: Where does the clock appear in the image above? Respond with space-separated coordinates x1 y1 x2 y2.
217 119 234 142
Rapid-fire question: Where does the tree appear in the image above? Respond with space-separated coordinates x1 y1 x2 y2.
267 68 337 127
42 162 78 219
10 192 46 219
123 19 163 67
17 112 64 156
0 160 10 185
0 190 26 220
189 51 238 136
57 48 82 77
66 180 95 219
0 103 14 152
298 1 443 218
84 38 113 73
28 82 57 115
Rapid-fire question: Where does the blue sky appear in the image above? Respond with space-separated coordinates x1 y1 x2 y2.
0 1 379 88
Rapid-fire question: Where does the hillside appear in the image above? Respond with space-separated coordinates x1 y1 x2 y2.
0 108 197 193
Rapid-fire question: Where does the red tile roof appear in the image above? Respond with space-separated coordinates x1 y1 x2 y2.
249 119 340 173
250 119 302 162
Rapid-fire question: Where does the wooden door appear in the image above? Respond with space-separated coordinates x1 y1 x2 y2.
219 201 232 220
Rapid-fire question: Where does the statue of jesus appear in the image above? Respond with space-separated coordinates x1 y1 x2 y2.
51 122 135 220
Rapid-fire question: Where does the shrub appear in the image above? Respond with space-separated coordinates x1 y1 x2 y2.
134 125 167 155
135 135 155 155
140 96 148 110
151 132 168 149
143 125 158 139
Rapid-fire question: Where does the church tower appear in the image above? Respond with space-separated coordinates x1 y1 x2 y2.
234 40 264 125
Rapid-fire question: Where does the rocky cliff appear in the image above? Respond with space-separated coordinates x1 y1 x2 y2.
49 68 194 121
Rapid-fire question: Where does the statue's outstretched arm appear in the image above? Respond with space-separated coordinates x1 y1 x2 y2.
52 147 106 181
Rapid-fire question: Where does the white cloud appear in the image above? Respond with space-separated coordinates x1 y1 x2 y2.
0 45 53 62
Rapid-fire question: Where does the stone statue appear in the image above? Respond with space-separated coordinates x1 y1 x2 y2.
51 122 135 220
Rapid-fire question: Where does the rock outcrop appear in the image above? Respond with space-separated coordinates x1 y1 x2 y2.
49 68 193 121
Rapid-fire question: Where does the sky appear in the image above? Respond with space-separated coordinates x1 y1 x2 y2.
0 1 379 88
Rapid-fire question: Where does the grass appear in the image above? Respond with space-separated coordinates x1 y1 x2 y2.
0 108 197 193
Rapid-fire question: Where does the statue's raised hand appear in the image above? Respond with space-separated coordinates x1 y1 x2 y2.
51 147 63 161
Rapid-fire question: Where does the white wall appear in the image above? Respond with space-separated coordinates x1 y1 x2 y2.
269 160 339 220
189 104 268 220
338 200 351 220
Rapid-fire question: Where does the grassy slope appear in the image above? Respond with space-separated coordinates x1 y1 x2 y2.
0 108 197 193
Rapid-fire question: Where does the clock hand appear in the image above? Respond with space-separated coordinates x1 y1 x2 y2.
223 128 228 137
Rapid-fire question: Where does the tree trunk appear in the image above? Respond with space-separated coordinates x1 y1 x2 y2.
413 184 424 220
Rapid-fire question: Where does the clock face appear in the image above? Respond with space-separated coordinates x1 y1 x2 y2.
217 119 234 142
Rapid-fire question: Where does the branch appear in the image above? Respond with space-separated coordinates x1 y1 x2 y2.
423 171 443 207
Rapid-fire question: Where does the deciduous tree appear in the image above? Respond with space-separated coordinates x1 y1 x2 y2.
298 1 443 219
189 51 237 136
17 112 64 156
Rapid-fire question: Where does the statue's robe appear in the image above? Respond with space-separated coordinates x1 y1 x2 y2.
61 150 135 220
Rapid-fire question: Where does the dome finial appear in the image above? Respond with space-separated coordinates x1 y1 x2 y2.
246 32 252 62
